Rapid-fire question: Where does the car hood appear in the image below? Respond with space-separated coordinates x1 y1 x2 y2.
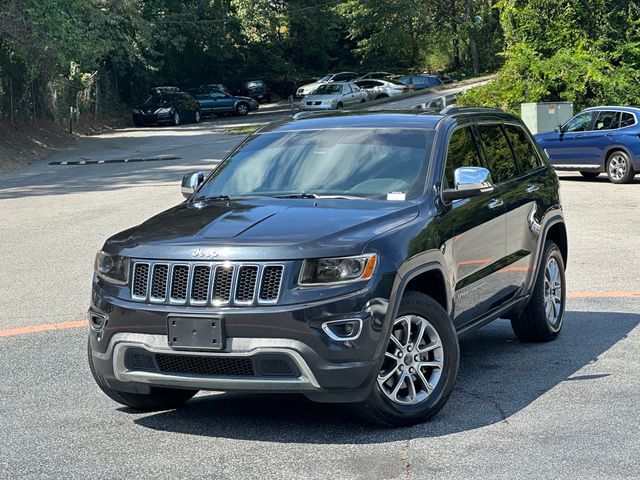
299 81 323 91
104 198 420 261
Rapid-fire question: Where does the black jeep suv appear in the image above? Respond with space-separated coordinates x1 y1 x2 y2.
88 108 568 426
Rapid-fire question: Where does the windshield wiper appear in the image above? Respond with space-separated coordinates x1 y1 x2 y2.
195 195 232 201
273 193 365 200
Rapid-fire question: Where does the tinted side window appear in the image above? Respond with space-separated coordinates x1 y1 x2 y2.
504 124 540 172
594 111 620 130
620 112 635 128
476 124 517 184
444 127 483 188
564 112 594 132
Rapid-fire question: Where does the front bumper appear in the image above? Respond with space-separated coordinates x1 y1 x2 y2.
132 112 173 125
89 275 394 402
300 103 335 111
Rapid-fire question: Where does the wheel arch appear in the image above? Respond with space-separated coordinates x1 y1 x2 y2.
525 216 568 297
602 145 632 169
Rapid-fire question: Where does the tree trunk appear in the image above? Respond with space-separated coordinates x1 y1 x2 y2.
464 0 480 74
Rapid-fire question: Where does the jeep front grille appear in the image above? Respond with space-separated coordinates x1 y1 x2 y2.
130 261 284 306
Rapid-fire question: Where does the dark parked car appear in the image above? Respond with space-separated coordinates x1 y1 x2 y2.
198 83 231 95
89 108 567 426
397 74 443 90
238 80 272 103
132 91 200 126
190 88 259 116
535 106 640 183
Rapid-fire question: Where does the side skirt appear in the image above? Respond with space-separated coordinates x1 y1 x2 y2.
456 295 530 336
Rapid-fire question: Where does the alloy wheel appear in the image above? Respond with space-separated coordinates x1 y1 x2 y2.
377 315 444 406
608 154 628 181
543 257 563 329
238 104 248 115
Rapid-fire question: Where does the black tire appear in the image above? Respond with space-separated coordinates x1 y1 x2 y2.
511 241 566 342
606 150 635 184
360 98 366 103
265 94 272 103
579 171 600 178
88 340 197 411
172 111 180 126
375 94 389 100
336 102 343 109
236 102 249 116
354 291 459 427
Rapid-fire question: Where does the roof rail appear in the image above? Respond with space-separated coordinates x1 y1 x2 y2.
439 106 504 115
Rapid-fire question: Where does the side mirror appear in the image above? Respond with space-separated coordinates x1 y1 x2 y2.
181 171 205 198
442 166 495 201
555 125 563 133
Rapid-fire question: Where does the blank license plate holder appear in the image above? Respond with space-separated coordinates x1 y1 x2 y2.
167 315 224 351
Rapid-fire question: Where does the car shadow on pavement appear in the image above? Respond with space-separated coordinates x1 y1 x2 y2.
556 174 640 184
132 310 638 443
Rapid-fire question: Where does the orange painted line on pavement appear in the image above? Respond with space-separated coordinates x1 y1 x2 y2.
0 320 86 338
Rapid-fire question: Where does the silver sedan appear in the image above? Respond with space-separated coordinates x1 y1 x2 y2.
355 79 415 100
300 82 368 111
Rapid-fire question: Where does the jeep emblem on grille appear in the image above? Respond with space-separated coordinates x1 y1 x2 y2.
192 248 219 258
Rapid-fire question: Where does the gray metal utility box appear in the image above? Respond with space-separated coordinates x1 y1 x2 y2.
520 102 573 134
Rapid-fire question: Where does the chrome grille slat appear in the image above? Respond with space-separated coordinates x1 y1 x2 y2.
190 265 211 304
132 263 150 300
150 264 169 302
130 261 284 306
170 264 190 303
235 265 259 304
212 265 234 305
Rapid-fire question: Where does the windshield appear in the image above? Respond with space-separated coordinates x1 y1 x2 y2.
317 75 332 82
313 84 343 95
196 128 434 201
142 94 173 107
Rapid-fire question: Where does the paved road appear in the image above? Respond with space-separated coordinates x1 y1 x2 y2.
1 115 639 479
367 80 492 111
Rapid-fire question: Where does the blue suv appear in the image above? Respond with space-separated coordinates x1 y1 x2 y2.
535 106 640 183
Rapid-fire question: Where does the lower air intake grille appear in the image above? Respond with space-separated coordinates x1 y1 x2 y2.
155 354 255 376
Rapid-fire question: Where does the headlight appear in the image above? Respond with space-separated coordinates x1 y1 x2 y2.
154 107 171 114
299 254 377 285
95 251 129 285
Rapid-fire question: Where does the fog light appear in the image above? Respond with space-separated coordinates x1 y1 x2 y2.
322 318 363 341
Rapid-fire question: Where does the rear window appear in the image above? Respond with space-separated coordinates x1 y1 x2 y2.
620 112 636 128
504 124 541 172
476 125 518 184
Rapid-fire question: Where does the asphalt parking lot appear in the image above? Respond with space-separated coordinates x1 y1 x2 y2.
1 107 639 479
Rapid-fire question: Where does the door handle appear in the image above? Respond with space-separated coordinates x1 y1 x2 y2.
488 198 504 210
526 184 540 193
